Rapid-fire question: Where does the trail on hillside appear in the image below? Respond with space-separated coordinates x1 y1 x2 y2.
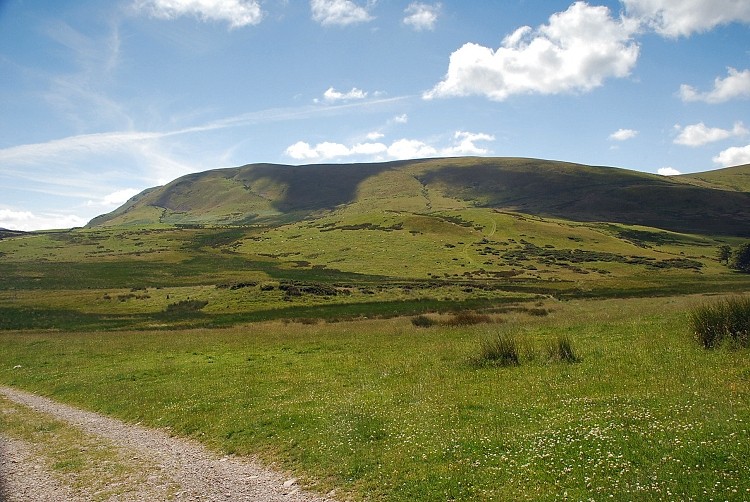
0 386 333 502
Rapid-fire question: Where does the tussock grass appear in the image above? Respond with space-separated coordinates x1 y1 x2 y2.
473 332 520 367
691 296 750 349
545 334 579 363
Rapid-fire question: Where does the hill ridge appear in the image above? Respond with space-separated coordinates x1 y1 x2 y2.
88 157 750 236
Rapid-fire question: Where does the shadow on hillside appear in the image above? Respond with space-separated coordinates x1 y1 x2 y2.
232 162 396 214
417 160 750 236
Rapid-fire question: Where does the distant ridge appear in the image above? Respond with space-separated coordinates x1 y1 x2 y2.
88 157 750 236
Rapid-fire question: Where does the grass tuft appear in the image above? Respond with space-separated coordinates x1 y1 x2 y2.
545 334 579 363
473 332 520 367
690 296 750 349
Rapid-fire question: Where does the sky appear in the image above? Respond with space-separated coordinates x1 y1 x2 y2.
1 0 749 231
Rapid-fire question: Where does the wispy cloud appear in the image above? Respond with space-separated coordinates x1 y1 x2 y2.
623 0 750 37
134 0 264 28
310 0 373 27
322 86 368 102
0 208 87 231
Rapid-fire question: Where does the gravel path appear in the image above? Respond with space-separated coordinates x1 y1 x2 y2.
0 386 334 502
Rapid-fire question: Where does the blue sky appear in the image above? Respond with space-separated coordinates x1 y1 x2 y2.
1 0 749 230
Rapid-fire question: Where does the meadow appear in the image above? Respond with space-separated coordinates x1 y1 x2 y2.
2 158 750 499
2 294 750 500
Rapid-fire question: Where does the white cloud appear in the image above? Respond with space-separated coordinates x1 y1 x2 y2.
403 2 440 31
387 139 437 160
657 167 682 176
713 144 750 167
323 86 368 102
441 131 495 156
424 2 639 101
679 68 750 104
86 188 142 208
285 130 494 161
622 0 750 37
366 131 385 140
674 121 748 146
392 114 408 124
311 0 373 26
285 140 387 160
285 141 322 160
609 128 639 141
135 0 264 28
0 209 87 231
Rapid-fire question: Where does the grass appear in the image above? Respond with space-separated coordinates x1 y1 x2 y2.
690 296 750 349
474 332 520 366
2 294 749 500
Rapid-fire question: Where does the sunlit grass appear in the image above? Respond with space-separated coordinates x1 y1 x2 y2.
2 295 749 500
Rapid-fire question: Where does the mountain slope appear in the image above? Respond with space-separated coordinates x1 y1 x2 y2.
88 157 750 236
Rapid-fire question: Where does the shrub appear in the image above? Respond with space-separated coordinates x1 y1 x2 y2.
473 332 520 367
446 311 493 326
546 334 579 363
411 315 436 328
730 243 750 273
165 299 208 314
690 296 750 349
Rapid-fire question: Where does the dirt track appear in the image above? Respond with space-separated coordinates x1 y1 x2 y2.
0 386 333 501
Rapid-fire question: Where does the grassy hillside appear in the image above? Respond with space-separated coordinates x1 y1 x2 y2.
678 163 750 192
88 158 750 236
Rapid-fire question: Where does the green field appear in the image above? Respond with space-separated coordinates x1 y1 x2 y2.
2 295 749 500
1 157 750 499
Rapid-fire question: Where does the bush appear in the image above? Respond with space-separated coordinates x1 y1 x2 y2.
546 334 579 363
446 311 493 326
165 299 208 314
473 332 520 367
690 296 750 349
411 315 437 328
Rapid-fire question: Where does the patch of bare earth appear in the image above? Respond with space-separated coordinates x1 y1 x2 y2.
0 386 334 501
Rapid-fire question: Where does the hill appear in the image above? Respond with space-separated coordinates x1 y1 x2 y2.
678 163 750 192
88 157 750 236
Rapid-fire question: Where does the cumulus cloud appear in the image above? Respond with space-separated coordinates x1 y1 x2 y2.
679 68 750 104
366 131 385 140
0 209 87 231
311 0 373 26
674 121 748 146
609 128 639 141
424 2 639 101
285 131 493 161
622 0 750 37
392 114 408 124
713 144 750 167
657 167 682 176
135 0 264 28
285 140 387 160
322 87 368 102
403 2 440 31
441 131 495 156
